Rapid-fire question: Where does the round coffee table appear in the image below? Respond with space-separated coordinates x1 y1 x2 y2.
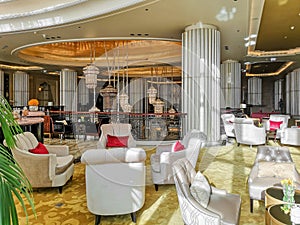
268 204 293 225
265 187 300 225
265 187 300 208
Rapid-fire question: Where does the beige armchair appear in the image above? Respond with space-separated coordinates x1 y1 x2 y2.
248 146 300 212
5 132 74 193
173 158 241 225
150 130 206 191
81 148 146 224
233 118 266 147
97 123 136 149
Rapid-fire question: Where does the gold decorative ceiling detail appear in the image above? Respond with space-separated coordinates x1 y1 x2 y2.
14 39 182 77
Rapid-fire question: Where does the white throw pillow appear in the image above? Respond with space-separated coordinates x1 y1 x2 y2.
190 171 211 208
257 161 295 178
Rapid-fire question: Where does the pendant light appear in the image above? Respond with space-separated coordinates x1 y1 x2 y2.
83 42 100 112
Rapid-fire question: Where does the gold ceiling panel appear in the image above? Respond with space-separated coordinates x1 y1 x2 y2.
16 40 182 72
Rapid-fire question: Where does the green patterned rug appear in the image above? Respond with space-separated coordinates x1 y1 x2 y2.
15 139 300 224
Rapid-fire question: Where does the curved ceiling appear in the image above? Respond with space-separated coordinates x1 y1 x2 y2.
0 0 299 77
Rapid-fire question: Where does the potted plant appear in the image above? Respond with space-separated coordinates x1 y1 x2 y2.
0 95 35 224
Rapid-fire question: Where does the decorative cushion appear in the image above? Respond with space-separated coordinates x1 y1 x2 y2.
29 142 49 154
269 120 283 131
257 161 295 178
106 134 129 147
190 171 211 208
172 140 185 152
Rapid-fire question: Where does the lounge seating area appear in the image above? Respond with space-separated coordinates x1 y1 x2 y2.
12 133 300 225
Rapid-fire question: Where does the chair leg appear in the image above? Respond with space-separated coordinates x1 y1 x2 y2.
95 215 101 225
250 198 253 213
154 184 158 191
130 212 137 223
58 186 63 194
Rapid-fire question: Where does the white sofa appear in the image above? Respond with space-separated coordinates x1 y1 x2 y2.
81 148 146 224
281 127 300 146
233 118 266 147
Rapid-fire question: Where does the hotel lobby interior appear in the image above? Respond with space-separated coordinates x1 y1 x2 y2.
1 0 300 224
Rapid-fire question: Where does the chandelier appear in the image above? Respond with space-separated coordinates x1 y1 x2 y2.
83 43 100 112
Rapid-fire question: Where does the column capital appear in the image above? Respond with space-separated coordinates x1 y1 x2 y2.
185 22 217 32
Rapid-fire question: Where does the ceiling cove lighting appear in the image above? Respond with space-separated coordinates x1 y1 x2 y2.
246 61 294 77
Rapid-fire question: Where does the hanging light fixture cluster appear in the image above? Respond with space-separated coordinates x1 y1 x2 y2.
119 42 132 112
83 42 100 112
147 67 158 104
100 41 118 112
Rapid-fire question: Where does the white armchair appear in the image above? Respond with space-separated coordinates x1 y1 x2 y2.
150 130 207 191
281 127 300 146
5 132 74 193
173 158 241 225
221 113 236 139
233 118 266 147
97 123 136 149
81 148 146 224
264 114 290 139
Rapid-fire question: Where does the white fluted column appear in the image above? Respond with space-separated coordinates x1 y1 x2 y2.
77 78 89 108
182 23 220 143
274 79 284 111
60 69 77 111
220 60 241 108
286 69 300 115
248 77 262 105
0 70 4 96
129 78 145 113
13 71 29 106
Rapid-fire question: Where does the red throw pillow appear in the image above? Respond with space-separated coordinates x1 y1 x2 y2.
106 134 129 147
269 120 283 131
172 140 185 152
29 142 49 154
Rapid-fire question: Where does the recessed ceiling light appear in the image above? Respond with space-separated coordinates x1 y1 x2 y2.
284 36 288 39
290 26 295 30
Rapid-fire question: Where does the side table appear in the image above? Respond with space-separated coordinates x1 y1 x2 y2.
265 187 300 225
268 204 293 225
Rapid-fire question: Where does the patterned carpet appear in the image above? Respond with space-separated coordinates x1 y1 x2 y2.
15 138 300 225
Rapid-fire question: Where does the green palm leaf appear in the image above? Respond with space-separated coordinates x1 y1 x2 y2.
0 95 35 224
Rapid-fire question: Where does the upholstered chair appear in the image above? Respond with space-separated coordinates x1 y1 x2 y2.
5 132 74 193
173 158 241 225
150 130 206 191
281 127 300 146
233 118 266 147
97 123 136 149
264 114 290 139
81 148 146 225
221 113 236 140
248 146 300 212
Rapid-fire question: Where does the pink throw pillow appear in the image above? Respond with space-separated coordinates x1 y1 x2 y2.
29 142 49 154
269 120 283 131
106 134 129 147
172 141 185 152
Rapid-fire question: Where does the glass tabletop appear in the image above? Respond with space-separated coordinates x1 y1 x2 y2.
269 204 292 225
266 187 300 203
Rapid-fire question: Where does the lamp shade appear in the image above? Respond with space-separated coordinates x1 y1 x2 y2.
83 63 99 89
240 103 247 109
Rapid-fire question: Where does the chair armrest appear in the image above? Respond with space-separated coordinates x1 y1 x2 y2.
156 143 173 155
211 186 227 195
248 164 259 183
160 150 185 164
45 145 69 156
